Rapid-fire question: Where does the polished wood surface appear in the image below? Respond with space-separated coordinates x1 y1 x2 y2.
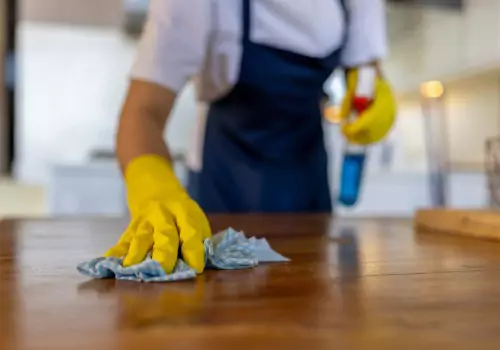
416 209 500 241
2 215 500 350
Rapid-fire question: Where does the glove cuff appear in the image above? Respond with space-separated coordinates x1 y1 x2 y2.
125 155 186 214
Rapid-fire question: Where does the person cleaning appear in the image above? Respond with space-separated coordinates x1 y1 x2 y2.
104 0 396 274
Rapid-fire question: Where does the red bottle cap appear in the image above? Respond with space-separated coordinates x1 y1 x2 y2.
353 97 371 114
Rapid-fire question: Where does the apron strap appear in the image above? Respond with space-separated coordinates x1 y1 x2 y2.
339 0 349 47
339 0 347 12
242 0 251 43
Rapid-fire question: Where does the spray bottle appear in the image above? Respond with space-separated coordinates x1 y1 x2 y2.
338 66 376 207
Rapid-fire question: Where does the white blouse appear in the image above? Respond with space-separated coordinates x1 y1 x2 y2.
131 0 388 102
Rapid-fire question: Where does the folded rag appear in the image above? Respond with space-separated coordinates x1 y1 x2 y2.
77 228 289 282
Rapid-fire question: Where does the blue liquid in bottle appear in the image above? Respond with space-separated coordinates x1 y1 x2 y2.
338 149 366 207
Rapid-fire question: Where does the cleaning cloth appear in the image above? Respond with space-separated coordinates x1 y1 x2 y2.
77 228 289 282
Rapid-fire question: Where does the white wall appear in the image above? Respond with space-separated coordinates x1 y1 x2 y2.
389 99 428 172
446 75 500 165
386 1 500 93
383 1 500 171
17 23 197 184
394 74 500 170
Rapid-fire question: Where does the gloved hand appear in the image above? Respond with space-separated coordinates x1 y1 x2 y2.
340 68 397 145
104 155 211 274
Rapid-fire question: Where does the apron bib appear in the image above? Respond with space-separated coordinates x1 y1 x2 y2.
188 0 346 213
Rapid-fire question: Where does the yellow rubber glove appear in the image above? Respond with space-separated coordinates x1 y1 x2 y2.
340 69 397 145
104 155 211 274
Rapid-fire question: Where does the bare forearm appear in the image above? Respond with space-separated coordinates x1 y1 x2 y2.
116 107 171 173
116 80 177 173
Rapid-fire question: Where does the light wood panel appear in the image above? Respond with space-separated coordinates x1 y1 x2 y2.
21 0 123 27
415 208 500 241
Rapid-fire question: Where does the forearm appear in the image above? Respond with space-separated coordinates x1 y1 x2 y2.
116 106 171 173
116 80 176 174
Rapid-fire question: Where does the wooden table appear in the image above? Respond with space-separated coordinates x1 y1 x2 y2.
2 215 500 350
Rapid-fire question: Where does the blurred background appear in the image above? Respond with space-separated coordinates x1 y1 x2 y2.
0 0 496 218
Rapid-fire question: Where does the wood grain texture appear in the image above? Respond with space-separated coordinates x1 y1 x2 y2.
2 215 500 350
415 209 500 241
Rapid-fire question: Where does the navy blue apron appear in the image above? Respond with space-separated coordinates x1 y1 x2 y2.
188 0 346 213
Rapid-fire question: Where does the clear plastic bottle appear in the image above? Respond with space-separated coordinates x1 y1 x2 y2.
338 66 376 207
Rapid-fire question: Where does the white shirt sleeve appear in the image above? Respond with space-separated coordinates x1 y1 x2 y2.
130 0 211 92
341 0 388 67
